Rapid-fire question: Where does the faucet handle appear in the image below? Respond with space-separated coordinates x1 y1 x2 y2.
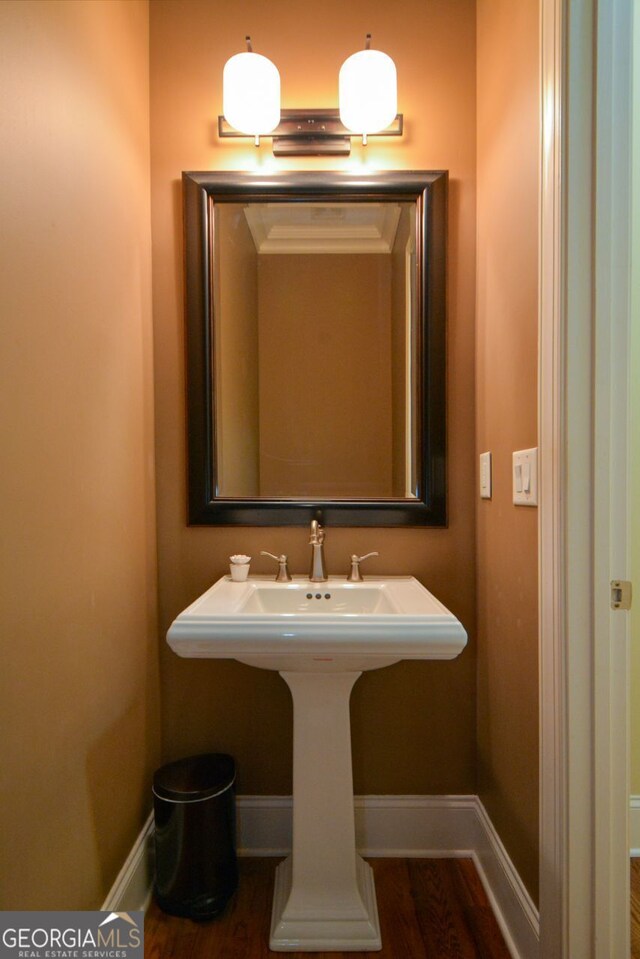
261 550 292 583
309 519 324 544
346 551 379 582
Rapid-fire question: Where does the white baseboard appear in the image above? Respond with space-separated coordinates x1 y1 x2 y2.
235 793 480 858
235 795 293 856
101 811 154 912
471 800 540 959
631 795 640 856
108 796 539 959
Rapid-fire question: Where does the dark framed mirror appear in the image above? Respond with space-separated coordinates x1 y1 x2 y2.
183 170 447 526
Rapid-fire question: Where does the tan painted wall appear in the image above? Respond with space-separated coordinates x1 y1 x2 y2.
475 0 540 903
0 0 159 909
150 0 477 796
258 254 393 498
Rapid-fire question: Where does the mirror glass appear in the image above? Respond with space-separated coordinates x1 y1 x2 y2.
183 171 447 527
213 200 418 500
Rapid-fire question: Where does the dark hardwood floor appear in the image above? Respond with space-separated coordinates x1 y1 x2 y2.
145 858 512 959
632 858 640 959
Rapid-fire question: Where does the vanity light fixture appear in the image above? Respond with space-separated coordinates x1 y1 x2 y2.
218 34 402 156
222 37 280 145
339 34 398 144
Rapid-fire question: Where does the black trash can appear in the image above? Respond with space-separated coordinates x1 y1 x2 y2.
152 753 238 920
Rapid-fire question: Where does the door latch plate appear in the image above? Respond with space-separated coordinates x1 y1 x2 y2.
610 580 632 610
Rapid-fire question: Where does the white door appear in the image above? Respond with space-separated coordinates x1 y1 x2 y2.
539 1 633 956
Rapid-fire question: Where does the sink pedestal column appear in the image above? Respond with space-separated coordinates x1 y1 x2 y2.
270 671 381 952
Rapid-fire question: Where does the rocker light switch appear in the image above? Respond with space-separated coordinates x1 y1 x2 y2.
514 463 523 493
513 448 538 506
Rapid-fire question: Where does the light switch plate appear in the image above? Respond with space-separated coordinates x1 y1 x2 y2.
513 448 538 506
479 452 492 499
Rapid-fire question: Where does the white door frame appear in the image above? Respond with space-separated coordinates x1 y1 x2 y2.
539 0 633 956
592 2 632 956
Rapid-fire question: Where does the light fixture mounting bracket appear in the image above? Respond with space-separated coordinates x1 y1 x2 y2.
217 108 403 156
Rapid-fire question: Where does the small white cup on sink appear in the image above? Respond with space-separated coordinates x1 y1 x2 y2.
229 554 251 581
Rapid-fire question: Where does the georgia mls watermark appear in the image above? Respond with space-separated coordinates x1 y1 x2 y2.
0 912 143 959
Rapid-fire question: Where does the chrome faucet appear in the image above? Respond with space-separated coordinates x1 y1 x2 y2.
346 551 379 582
261 550 292 582
309 519 327 583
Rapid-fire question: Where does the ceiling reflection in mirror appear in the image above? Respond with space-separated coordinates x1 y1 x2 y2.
212 200 418 500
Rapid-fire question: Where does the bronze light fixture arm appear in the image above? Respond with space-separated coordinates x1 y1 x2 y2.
217 108 404 156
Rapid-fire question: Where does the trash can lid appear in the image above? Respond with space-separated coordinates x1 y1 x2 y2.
153 753 235 802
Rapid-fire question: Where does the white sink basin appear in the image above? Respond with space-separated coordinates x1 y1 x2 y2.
240 582 394 614
167 573 467 952
167 575 467 672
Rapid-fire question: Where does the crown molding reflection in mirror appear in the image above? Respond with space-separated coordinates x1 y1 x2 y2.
183 170 447 527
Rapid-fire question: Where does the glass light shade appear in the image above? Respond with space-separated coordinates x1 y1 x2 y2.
339 49 397 135
223 51 280 135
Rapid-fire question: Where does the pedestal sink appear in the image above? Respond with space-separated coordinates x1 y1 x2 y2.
167 575 467 952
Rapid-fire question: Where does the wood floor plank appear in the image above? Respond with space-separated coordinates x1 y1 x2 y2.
447 860 512 959
632 858 640 959
370 859 427 959
144 902 202 959
408 858 485 959
144 858 511 959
